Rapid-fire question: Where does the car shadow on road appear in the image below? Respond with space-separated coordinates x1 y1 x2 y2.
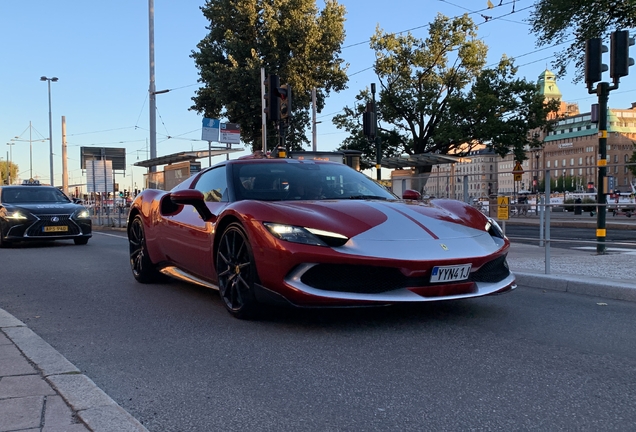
255 299 509 329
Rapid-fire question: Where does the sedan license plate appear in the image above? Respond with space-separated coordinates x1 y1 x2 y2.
430 264 471 283
43 226 68 233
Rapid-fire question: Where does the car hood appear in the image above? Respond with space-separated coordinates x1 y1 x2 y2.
5 202 83 215
247 199 503 260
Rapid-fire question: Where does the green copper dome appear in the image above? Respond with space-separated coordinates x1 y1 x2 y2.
537 69 562 101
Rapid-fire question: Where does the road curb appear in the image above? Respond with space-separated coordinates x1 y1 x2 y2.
515 272 636 302
0 308 148 432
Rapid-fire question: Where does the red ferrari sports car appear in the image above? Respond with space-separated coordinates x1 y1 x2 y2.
127 157 515 318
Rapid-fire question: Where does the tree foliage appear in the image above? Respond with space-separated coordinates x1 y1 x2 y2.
0 161 18 185
333 14 559 172
190 0 348 151
528 0 636 81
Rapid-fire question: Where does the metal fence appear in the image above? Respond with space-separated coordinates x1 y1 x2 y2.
90 205 129 229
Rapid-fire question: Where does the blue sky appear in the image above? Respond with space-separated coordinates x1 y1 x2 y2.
1 0 634 190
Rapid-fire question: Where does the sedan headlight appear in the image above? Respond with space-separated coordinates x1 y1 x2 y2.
264 223 348 247
73 209 91 219
6 211 29 220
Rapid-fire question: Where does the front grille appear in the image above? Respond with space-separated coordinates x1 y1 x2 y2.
301 265 407 293
299 255 510 294
26 214 81 237
469 255 510 283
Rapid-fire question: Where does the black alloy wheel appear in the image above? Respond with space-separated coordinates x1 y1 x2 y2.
129 215 162 283
216 223 258 319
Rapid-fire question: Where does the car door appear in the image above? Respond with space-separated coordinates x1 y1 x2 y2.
161 166 229 281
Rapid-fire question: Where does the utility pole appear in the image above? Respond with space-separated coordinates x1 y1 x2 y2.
261 68 267 154
62 116 68 195
312 88 318 151
371 83 381 181
148 0 157 172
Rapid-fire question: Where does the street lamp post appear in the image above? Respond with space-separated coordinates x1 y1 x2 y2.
6 142 14 184
41 76 58 186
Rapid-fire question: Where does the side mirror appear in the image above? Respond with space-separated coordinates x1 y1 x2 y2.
169 190 216 222
402 189 421 200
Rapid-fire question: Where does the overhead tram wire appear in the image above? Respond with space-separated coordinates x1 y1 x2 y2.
340 0 528 50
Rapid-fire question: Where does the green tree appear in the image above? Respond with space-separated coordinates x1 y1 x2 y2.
529 0 636 81
333 14 559 172
0 161 18 185
190 0 348 151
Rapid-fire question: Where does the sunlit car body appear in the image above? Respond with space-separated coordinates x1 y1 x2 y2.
127 158 515 318
0 180 92 247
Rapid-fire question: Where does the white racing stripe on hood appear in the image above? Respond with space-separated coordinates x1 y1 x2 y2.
337 202 501 260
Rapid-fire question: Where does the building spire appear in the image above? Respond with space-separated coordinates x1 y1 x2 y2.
537 69 562 101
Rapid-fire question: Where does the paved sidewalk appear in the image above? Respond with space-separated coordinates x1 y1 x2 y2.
0 309 147 432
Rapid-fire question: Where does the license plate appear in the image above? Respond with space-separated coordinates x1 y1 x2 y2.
43 226 68 232
430 264 472 283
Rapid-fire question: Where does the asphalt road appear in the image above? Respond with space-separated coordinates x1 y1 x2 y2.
1 233 636 431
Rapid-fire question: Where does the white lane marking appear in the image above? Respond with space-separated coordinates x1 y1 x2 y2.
93 231 127 239
573 246 636 255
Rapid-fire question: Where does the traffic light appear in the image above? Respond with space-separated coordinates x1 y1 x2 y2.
610 30 635 81
363 102 376 138
119 191 124 198
124 189 128 197
585 38 608 86
264 74 280 122
279 84 292 120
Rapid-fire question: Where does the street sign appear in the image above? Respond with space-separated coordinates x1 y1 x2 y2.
497 196 509 220
202 118 220 142
513 161 524 182
219 122 241 145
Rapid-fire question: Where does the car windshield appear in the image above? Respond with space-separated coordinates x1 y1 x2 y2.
233 162 397 202
1 187 72 204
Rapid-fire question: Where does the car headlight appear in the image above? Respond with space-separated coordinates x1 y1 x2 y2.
7 211 29 220
73 209 91 219
264 223 348 247
486 217 505 239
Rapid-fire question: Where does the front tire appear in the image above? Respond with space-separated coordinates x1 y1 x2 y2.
0 233 12 248
216 223 258 319
74 237 89 245
128 215 163 283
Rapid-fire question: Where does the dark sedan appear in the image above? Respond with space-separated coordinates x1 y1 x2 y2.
0 181 92 247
